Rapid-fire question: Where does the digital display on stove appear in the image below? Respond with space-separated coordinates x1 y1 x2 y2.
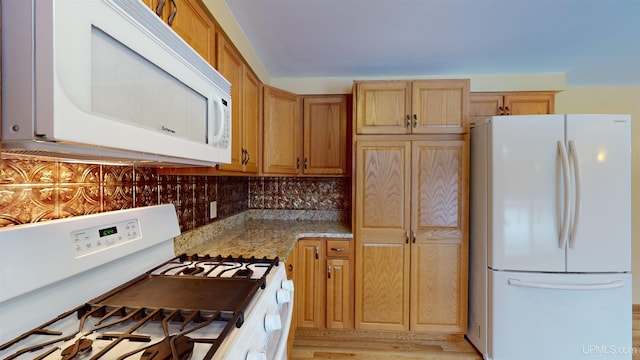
98 226 118 238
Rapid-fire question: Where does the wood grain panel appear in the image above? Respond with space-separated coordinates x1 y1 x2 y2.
414 142 463 229
412 80 469 134
411 242 464 333
241 67 260 173
303 95 349 175
327 258 351 329
168 0 215 64
357 142 409 231
263 86 301 174
355 81 410 134
297 240 323 328
356 243 409 330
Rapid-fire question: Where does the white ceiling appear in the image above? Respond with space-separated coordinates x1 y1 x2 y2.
223 0 640 86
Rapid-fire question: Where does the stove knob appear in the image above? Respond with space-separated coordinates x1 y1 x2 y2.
276 289 291 304
281 279 294 291
264 313 282 332
246 351 267 360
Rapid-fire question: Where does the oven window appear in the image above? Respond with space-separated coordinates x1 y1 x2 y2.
90 26 207 144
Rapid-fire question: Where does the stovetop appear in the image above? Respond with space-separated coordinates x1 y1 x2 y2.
0 255 281 360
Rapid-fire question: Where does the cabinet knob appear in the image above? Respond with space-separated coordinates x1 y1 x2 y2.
413 114 418 128
406 114 411 128
330 247 345 252
328 264 332 279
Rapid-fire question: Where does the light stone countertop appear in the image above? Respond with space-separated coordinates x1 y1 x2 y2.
182 218 352 262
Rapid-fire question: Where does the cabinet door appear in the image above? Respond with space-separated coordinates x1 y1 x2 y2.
469 93 503 124
326 258 351 329
411 80 469 134
143 0 215 65
355 141 411 331
241 67 260 173
411 140 468 333
504 92 555 115
303 95 349 175
296 239 324 329
355 81 411 135
216 34 244 172
263 86 302 174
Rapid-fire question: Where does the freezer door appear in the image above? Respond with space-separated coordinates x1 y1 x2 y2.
565 114 631 272
488 115 566 272
488 270 632 360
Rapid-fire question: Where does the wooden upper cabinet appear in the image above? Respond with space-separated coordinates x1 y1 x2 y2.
470 91 555 124
242 67 261 174
355 81 410 134
411 80 469 134
216 34 260 173
262 86 302 175
303 95 350 175
262 90 351 176
144 0 216 65
354 79 469 135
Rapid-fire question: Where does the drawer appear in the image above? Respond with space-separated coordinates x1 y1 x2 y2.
326 239 351 257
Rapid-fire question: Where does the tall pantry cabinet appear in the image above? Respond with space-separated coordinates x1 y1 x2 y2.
353 79 469 334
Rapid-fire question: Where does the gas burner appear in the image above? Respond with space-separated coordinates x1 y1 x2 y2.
139 335 193 360
60 338 93 359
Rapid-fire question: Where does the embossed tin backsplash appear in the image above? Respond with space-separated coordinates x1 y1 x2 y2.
0 158 350 230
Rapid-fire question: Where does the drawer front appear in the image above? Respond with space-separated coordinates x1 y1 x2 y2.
327 240 351 257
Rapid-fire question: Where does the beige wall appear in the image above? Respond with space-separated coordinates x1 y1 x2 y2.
556 86 640 304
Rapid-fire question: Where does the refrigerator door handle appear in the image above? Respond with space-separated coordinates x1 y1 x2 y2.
568 140 582 248
507 278 624 291
558 141 571 249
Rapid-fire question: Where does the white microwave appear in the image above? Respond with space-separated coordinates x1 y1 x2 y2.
1 0 231 166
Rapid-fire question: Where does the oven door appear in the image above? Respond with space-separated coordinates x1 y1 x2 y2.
219 268 295 360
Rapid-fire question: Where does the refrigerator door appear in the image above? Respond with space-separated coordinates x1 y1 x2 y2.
565 114 631 272
488 270 632 360
488 115 566 272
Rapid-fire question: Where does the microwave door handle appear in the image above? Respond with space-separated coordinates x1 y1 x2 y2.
209 95 226 143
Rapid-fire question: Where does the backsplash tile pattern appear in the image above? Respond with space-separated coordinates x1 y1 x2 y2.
248 177 350 211
0 158 349 230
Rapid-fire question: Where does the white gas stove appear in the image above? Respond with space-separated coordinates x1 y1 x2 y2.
0 205 293 360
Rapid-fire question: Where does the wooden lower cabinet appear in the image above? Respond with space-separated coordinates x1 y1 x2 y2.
285 247 296 356
296 238 353 330
354 139 468 334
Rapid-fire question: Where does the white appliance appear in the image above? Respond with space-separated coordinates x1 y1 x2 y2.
468 114 632 360
1 0 231 166
0 205 294 359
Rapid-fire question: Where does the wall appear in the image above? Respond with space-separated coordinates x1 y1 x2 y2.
555 86 640 303
0 158 350 231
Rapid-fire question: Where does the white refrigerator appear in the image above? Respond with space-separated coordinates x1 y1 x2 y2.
467 114 632 360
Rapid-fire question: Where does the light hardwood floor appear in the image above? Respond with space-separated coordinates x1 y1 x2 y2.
291 337 482 360
292 306 640 360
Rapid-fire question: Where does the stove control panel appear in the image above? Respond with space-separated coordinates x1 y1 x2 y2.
71 218 141 258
